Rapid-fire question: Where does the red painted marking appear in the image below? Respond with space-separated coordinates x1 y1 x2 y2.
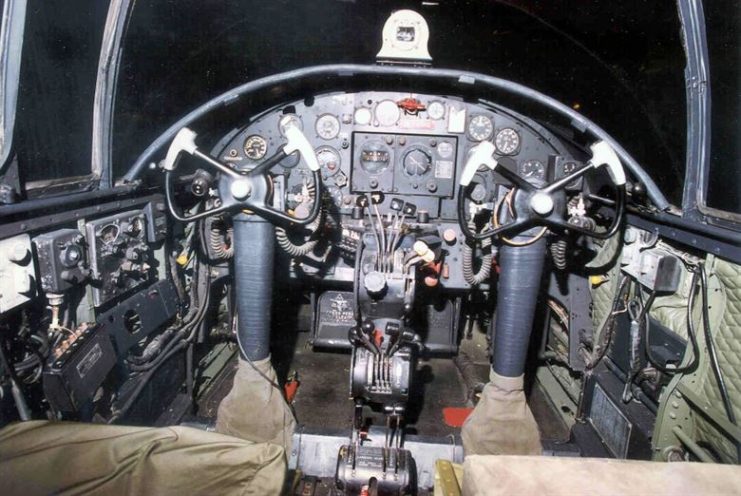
284 379 300 403
442 407 473 427
397 97 426 113
373 329 383 348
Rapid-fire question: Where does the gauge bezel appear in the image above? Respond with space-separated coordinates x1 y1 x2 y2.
402 145 433 177
466 114 495 142
243 134 268 161
315 145 342 176
315 113 341 140
495 127 521 155
436 141 455 159
354 107 372 126
519 159 546 181
426 100 446 120
359 141 392 175
375 99 401 127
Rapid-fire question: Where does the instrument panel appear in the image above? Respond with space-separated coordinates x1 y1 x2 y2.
215 91 583 220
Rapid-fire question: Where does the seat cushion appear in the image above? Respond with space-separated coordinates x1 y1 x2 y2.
462 455 741 496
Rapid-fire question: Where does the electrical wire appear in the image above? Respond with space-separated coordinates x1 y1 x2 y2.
492 188 547 246
584 274 631 370
697 264 740 462
373 203 386 272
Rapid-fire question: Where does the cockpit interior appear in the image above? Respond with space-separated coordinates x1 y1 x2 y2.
0 2 740 495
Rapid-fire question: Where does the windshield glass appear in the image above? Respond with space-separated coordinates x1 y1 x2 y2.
114 0 687 205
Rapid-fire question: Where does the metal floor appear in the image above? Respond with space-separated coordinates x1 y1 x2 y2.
196 330 570 444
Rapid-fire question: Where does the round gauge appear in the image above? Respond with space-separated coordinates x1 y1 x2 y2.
375 100 401 127
281 150 300 168
437 141 454 159
99 224 119 244
562 161 578 176
359 142 391 174
316 146 341 176
315 114 341 140
354 107 372 126
495 128 521 155
243 135 268 160
467 114 494 142
427 101 446 120
520 160 546 180
403 147 432 176
278 114 303 136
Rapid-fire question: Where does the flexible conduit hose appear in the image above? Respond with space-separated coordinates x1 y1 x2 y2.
462 221 493 285
233 213 274 361
207 217 234 260
491 237 547 377
275 181 323 258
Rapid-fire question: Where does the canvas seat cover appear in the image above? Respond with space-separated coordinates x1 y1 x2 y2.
0 420 286 495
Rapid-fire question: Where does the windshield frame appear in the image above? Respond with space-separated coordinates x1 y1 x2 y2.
681 0 741 226
94 0 734 228
0 0 27 172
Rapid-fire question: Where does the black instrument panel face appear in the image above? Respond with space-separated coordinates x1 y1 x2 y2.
217 91 574 220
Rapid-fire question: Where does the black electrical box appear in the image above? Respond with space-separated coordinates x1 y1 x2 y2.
33 229 89 293
42 324 116 413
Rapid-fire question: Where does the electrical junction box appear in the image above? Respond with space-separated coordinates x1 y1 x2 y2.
622 248 682 294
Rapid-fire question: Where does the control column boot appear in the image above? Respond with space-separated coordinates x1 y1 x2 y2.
461 371 541 456
216 215 295 453
462 237 545 456
216 355 296 453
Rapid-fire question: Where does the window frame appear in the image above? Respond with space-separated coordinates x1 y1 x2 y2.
680 0 741 228
0 0 27 173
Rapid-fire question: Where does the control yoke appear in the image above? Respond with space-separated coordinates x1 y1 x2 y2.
457 139 626 241
163 125 321 227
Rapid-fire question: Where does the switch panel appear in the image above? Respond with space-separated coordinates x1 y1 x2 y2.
0 234 36 313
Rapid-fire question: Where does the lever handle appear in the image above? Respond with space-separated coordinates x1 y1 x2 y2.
459 141 498 187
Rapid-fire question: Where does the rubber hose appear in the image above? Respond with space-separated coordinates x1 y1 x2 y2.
233 213 274 361
462 221 493 285
491 236 547 377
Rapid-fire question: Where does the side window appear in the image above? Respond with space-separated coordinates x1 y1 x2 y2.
704 2 740 215
14 0 109 190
